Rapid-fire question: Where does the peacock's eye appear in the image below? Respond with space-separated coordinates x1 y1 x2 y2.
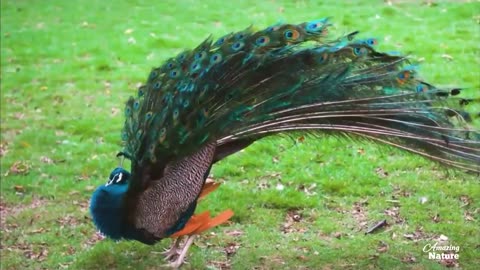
105 168 130 186
106 172 123 186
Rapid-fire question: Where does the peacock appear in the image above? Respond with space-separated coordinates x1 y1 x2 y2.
90 18 479 268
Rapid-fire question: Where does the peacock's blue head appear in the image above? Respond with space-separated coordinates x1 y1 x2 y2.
90 167 131 240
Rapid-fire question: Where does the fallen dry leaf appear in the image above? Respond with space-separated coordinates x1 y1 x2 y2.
281 210 306 234
439 252 460 268
224 242 240 257
351 201 369 230
8 161 30 175
257 179 270 190
402 254 416 263
207 260 231 270
14 185 25 192
377 241 389 253
224 229 244 237
57 215 80 228
441 54 454 61
375 167 389 178
384 206 404 224
0 141 9 157
298 183 317 196
111 107 120 116
463 211 475 222
459 195 471 207
40 156 54 164
85 231 105 246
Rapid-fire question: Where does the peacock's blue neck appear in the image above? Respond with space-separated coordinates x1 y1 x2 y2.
90 183 128 239
90 181 158 245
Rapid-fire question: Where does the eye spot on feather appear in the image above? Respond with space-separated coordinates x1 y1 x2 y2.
178 83 188 92
195 51 207 60
307 23 318 31
210 53 222 65
166 62 175 69
148 144 155 153
133 100 140 111
353 47 368 56
318 53 328 63
305 18 328 33
159 127 167 143
177 52 187 62
396 71 412 85
265 25 279 33
231 41 244 51
153 81 162 90
125 107 132 117
173 109 180 120
234 33 245 40
138 87 145 97
190 61 201 72
214 36 227 46
365 38 378 46
416 84 428 93
169 69 180 78
149 70 158 80
255 36 270 46
145 111 153 121
284 29 300 40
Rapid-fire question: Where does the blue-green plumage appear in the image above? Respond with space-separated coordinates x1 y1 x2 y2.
90 167 202 245
90 168 157 244
90 18 479 264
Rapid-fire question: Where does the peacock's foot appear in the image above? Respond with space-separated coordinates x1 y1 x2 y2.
164 259 188 269
162 237 182 261
163 235 196 269
162 247 181 261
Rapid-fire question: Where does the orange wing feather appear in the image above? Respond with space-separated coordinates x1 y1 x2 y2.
169 180 234 238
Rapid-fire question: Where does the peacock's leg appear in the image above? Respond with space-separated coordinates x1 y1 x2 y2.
161 237 182 261
166 235 196 269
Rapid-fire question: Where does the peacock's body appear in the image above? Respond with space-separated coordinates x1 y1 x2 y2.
90 18 479 268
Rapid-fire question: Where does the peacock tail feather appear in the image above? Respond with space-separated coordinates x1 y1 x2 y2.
121 18 479 177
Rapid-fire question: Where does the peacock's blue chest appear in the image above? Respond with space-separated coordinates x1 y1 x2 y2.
90 182 129 240
90 167 187 245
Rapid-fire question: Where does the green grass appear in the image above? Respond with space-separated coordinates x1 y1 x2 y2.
1 0 479 269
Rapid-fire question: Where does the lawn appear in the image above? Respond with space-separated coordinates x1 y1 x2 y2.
1 0 479 269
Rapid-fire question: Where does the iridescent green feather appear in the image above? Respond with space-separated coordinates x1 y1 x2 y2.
121 18 479 173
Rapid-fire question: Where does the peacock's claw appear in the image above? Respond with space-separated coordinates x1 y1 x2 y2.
163 255 190 269
162 248 180 261
162 235 196 269
162 237 182 261
163 259 188 270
